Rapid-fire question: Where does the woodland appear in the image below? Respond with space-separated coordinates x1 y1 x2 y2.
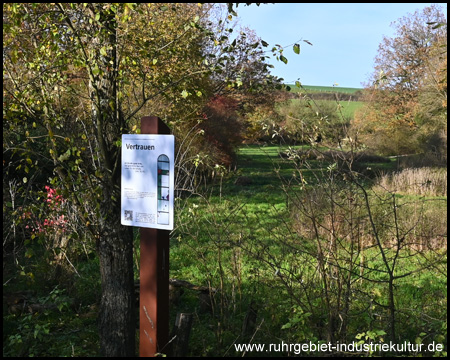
3 3 447 357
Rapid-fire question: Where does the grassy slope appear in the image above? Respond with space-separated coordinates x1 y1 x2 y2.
286 84 363 94
282 84 365 119
283 98 365 119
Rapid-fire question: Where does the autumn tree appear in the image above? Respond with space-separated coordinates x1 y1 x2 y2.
416 26 447 162
172 4 298 188
353 4 447 157
4 3 223 356
3 3 300 356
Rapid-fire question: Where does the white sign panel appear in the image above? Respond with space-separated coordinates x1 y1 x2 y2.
121 134 175 230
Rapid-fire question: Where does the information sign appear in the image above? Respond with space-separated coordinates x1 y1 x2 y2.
121 134 175 230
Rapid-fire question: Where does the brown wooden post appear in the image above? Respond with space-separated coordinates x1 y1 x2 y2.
140 116 171 357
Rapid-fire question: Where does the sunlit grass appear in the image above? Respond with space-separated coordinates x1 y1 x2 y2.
170 143 447 356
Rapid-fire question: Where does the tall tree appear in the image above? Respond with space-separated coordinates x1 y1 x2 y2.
4 3 299 356
4 3 215 356
353 4 447 156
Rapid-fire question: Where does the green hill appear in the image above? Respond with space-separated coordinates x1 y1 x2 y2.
286 84 363 94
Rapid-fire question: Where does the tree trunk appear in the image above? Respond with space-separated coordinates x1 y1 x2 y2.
88 5 135 356
98 221 135 357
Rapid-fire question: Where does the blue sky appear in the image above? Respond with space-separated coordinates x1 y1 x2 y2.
234 3 447 88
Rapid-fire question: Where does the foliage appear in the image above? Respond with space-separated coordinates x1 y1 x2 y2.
200 95 244 167
3 3 216 356
4 277 100 357
275 97 349 145
4 142 447 357
171 4 293 187
4 2 446 357
353 4 447 157
244 82 364 146
3 3 303 356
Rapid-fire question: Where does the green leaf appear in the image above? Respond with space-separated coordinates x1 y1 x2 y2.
280 55 288 64
92 65 100 76
432 23 445 29
58 149 71 162
293 43 300 54
181 90 189 98
25 248 34 258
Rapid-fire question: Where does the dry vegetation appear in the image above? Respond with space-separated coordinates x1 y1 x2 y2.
376 167 447 197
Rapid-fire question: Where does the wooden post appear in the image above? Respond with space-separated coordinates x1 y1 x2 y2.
140 116 171 357
171 313 194 357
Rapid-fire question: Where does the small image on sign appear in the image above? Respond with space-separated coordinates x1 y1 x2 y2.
124 210 133 221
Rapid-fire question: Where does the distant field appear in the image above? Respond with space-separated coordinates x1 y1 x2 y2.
285 98 365 119
336 100 364 118
286 84 363 94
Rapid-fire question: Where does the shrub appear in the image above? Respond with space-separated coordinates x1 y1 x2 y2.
200 95 244 168
275 98 349 145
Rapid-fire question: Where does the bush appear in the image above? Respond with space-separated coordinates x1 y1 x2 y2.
200 95 244 168
275 98 349 145
423 130 447 166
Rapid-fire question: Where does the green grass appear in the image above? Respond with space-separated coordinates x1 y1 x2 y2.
285 98 364 120
337 100 364 118
170 144 447 356
4 143 446 357
286 84 363 94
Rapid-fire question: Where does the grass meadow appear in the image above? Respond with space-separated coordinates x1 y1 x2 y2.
169 144 447 357
3 143 447 357
284 98 365 120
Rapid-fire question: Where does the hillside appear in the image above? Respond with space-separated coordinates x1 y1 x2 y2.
286 84 363 94
285 84 364 101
